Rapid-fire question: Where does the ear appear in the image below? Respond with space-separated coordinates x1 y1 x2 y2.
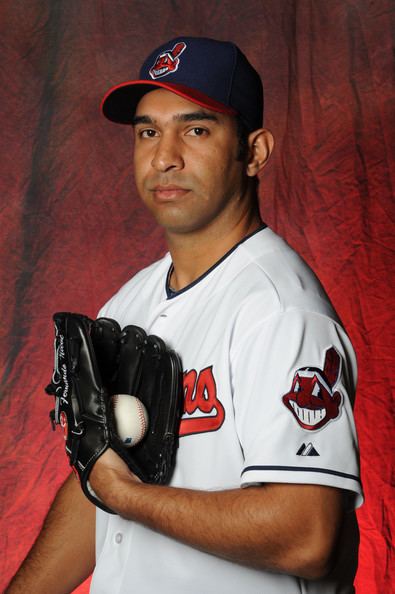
246 129 274 177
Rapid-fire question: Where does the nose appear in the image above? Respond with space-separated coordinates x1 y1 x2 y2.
151 134 184 172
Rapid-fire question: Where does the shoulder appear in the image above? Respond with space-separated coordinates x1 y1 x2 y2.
230 227 339 324
228 229 357 385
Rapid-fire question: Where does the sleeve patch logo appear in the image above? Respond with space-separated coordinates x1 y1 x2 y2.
149 42 187 79
282 347 343 431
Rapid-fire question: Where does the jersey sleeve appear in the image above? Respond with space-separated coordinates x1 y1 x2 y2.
231 308 363 508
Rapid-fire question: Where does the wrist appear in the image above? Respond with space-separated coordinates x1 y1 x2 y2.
88 449 140 513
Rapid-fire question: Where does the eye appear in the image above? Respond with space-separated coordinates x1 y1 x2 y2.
294 380 300 393
139 129 158 138
186 127 208 137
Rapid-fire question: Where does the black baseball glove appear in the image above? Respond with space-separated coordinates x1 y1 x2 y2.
46 312 183 513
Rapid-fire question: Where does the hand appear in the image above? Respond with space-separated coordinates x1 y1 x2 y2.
94 447 136 476
89 448 141 512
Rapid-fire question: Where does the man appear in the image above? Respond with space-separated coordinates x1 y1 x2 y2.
7 37 362 593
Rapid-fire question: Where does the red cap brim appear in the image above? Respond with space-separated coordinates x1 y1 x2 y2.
101 80 237 124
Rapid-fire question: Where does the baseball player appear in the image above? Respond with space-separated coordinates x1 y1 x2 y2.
6 37 362 594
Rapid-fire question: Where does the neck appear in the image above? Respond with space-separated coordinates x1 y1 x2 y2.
166 197 262 292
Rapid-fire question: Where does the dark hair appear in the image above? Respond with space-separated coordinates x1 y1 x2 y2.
236 115 260 195
236 115 250 161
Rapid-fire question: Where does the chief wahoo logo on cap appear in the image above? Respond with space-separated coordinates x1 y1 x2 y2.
149 42 187 79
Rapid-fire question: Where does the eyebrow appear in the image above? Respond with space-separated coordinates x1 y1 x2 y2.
132 111 219 126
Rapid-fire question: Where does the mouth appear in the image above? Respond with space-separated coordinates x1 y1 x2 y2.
289 400 326 427
151 185 190 201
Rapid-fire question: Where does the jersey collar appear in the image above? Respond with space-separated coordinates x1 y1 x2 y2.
165 223 267 299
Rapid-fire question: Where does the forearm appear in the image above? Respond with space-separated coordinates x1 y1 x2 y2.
5 473 96 594
116 480 299 570
90 453 342 579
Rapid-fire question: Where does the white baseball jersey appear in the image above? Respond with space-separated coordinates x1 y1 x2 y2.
90 226 363 594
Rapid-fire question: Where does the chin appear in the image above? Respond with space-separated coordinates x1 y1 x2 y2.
152 211 211 235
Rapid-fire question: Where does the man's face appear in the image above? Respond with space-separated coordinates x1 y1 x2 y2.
132 89 248 236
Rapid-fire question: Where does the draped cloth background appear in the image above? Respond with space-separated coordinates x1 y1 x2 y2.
0 1 393 592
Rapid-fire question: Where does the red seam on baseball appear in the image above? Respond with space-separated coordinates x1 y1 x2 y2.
137 401 147 442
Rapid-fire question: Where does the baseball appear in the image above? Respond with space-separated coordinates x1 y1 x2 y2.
111 394 149 448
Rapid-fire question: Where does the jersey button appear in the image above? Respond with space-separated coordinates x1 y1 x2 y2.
114 532 123 544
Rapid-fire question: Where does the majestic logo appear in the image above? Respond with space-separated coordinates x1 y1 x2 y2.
149 42 187 79
282 347 343 431
296 442 319 456
180 366 225 436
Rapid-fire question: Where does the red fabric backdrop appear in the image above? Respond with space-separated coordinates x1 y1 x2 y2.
0 1 393 592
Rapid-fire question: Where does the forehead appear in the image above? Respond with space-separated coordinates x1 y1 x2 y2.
134 88 236 128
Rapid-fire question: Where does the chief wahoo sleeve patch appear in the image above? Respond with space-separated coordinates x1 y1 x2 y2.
282 347 343 431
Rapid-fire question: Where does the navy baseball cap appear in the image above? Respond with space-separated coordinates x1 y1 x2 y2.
101 37 264 131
